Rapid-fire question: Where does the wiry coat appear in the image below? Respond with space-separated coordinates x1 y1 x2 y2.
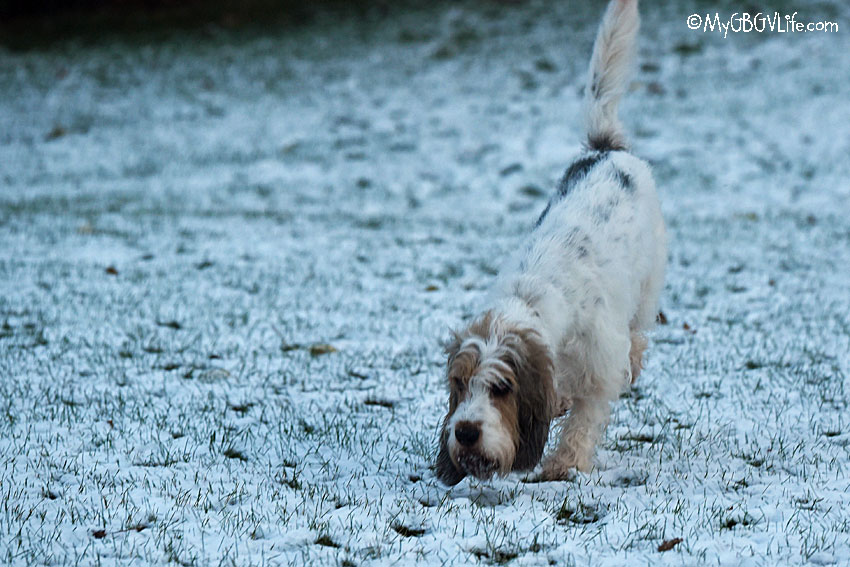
436 0 666 484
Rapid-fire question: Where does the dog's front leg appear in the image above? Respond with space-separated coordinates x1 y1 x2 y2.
540 395 611 480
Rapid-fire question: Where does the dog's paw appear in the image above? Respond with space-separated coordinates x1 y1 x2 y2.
535 459 578 482
537 449 594 480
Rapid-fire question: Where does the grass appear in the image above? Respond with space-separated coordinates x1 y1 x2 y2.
2 0 850 565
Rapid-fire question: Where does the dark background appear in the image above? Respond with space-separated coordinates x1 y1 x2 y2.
0 0 403 48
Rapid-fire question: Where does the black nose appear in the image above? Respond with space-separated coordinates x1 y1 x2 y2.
455 422 480 447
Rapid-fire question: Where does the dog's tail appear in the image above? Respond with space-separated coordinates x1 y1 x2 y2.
584 0 639 152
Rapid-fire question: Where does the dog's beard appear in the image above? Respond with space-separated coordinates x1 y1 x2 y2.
449 422 516 480
454 450 498 480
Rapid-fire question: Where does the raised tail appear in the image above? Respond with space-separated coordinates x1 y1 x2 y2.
584 0 640 152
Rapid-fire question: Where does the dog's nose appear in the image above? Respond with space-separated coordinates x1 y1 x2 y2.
454 422 481 447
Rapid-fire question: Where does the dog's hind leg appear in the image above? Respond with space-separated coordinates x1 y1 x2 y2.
628 329 647 384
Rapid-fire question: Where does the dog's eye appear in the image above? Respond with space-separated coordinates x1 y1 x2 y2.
490 382 511 397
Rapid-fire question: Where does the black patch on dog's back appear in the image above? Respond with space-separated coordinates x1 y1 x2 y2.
535 151 608 228
557 152 607 197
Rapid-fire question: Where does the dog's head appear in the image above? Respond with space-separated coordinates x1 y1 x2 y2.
435 312 555 485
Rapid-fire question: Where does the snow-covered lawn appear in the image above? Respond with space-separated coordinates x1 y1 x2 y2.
2 1 849 565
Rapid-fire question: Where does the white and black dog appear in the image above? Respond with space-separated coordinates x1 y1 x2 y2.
436 0 666 485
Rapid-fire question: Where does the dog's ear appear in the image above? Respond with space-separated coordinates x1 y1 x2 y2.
435 425 466 486
435 333 467 485
510 330 555 471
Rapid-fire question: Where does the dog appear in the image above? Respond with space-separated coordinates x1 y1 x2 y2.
435 0 666 485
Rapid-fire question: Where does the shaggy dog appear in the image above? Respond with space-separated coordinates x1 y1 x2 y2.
436 0 666 485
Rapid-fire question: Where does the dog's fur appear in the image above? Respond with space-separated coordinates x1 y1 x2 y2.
436 0 666 484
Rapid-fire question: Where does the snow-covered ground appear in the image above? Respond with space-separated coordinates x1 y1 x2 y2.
2 1 849 565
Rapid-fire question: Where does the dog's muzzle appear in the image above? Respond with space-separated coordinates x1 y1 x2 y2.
451 421 498 479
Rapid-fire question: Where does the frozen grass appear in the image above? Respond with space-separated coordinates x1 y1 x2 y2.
1 1 849 565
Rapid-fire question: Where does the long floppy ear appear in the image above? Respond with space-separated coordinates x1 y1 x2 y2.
435 425 466 485
434 333 466 486
511 330 555 471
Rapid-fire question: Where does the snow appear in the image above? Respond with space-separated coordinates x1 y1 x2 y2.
1 1 849 565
